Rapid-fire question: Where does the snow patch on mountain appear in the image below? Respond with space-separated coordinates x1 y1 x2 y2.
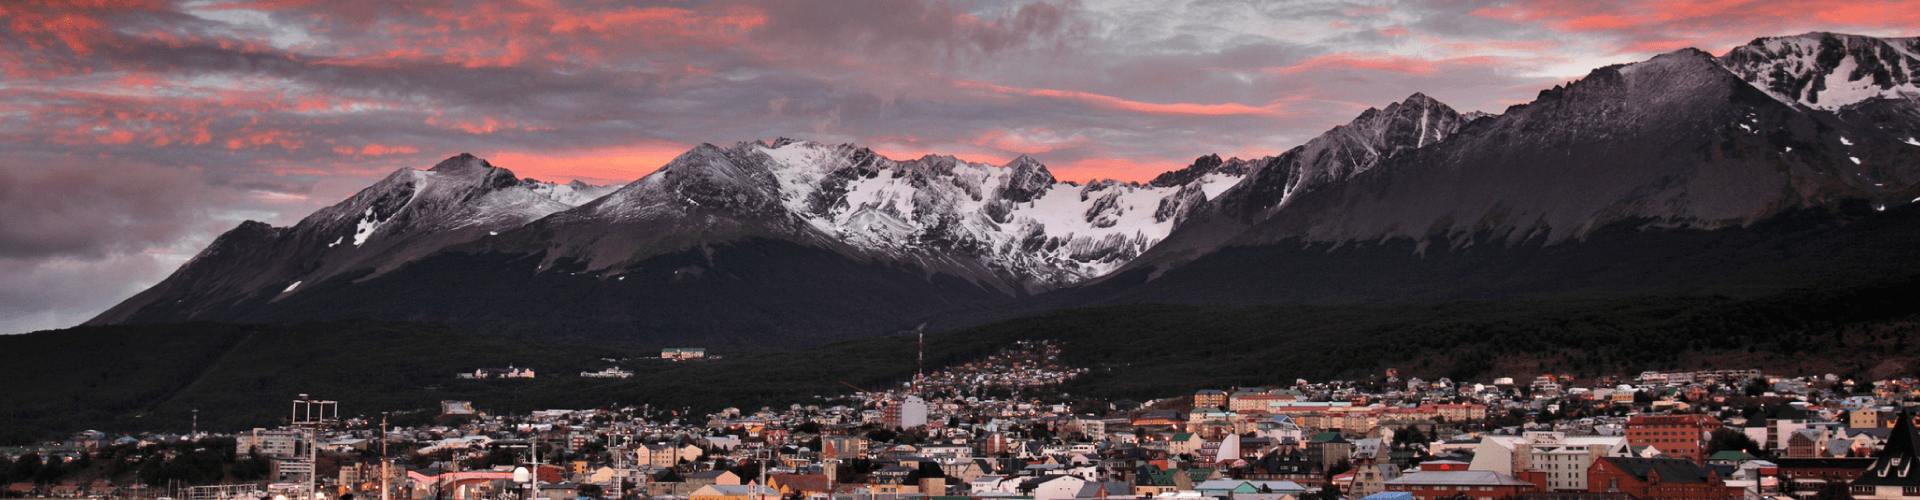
528 180 623 207
352 208 381 246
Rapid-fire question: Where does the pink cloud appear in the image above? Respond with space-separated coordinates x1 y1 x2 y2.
1470 0 1920 55
1267 53 1502 76
953 80 1298 117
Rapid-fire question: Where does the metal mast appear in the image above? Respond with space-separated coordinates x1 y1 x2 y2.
381 413 390 500
916 330 924 396
292 395 338 500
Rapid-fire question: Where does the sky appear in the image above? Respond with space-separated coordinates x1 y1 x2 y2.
2 0 1917 334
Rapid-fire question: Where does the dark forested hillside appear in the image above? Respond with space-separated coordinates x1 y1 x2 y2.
8 276 1919 444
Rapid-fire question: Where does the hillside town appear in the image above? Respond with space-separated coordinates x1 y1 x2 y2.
7 341 1920 500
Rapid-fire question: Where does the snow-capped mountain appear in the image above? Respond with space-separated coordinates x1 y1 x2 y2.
1721 32 1920 111
482 139 1249 294
88 154 620 324
89 32 1920 349
1720 32 1920 148
88 141 1249 343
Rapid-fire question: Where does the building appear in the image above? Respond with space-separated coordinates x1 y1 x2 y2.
1785 429 1830 458
1232 394 1298 413
1472 432 1630 492
1194 390 1228 409
441 400 476 415
235 428 302 458
1771 458 1873 499
662 348 707 360
580 367 633 378
1626 415 1723 463
767 475 830 497
1849 415 1920 500
820 435 869 460
882 396 928 429
1423 404 1490 423
458 366 535 379
1384 469 1535 500
688 484 779 500
1306 433 1355 472
1351 457 1404 498
1587 457 1741 500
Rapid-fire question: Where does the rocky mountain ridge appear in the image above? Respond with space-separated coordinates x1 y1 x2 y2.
88 32 1920 349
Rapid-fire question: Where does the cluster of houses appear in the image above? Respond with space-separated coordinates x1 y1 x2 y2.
13 348 1920 500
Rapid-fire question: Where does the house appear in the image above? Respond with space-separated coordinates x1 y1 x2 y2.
940 458 993 483
1306 434 1355 472
1786 429 1829 458
1019 474 1093 500
1241 449 1323 482
1350 457 1403 498
871 465 916 485
767 474 830 497
1193 479 1307 496
1169 433 1202 455
1587 457 1740 500
686 470 741 488
1258 416 1306 443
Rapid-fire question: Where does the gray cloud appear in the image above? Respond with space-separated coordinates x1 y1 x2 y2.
2 0 1910 332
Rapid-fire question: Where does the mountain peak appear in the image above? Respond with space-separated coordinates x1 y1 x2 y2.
428 153 491 174
1400 92 1441 108
1001 155 1055 203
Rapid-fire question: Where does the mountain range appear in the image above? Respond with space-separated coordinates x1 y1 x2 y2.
88 32 1920 349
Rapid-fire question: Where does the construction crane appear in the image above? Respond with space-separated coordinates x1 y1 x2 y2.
838 381 873 395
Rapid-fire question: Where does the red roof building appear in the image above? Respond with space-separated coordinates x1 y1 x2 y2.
1588 457 1740 500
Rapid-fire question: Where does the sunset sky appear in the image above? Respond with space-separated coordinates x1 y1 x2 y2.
3 0 1917 333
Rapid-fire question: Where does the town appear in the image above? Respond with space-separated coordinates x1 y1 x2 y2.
5 340 1919 500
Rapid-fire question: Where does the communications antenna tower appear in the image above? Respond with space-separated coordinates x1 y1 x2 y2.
292 395 339 500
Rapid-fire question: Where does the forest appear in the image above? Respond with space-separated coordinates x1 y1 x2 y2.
4 274 1917 444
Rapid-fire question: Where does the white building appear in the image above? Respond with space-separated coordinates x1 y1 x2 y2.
235 428 302 458
1470 431 1628 492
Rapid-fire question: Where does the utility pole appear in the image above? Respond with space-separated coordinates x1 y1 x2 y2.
380 413 391 500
